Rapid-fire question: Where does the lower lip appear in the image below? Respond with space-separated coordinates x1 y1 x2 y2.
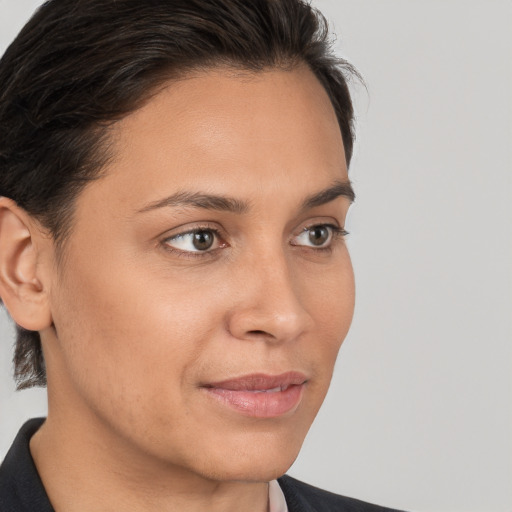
204 384 305 418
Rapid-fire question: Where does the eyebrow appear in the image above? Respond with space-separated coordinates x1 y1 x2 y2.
138 191 249 214
137 180 355 214
302 180 355 209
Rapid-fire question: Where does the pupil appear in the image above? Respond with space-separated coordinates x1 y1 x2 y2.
309 226 329 246
193 231 214 250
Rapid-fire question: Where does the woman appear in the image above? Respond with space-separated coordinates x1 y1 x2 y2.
0 0 405 510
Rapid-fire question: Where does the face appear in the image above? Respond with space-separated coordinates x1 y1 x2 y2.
42 66 355 483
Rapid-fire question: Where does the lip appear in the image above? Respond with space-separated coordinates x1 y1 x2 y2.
202 372 307 418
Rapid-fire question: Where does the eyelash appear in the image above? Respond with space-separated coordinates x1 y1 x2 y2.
161 223 349 259
294 224 349 253
161 223 226 259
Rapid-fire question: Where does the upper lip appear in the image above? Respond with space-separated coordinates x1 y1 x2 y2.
203 371 308 391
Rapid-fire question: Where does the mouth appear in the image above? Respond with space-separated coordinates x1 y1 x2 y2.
202 372 307 418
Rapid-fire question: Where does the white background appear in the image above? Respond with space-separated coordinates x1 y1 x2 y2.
1 1 511 511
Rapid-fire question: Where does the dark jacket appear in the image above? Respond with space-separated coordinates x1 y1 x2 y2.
278 475 406 512
0 419 406 512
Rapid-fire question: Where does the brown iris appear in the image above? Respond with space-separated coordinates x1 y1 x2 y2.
308 226 330 246
192 230 215 251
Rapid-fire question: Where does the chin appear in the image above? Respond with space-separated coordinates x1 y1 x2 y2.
202 451 300 483
189 431 305 483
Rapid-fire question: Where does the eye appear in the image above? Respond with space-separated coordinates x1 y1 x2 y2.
291 224 347 248
164 229 223 253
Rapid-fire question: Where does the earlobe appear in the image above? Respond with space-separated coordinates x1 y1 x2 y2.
0 197 52 331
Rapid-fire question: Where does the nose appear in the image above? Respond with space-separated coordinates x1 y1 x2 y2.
226 251 314 344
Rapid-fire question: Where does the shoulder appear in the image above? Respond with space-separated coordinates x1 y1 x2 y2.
278 474 408 512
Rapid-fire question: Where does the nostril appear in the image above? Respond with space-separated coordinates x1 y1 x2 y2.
247 329 272 337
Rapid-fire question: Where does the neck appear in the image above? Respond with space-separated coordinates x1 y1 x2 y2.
30 412 269 512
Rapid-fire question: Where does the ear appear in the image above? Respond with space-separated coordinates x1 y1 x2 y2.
0 197 53 331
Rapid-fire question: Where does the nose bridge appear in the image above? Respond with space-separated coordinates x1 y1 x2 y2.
228 242 312 342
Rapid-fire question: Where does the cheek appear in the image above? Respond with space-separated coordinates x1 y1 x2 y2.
49 256 224 426
305 249 355 335
304 251 355 383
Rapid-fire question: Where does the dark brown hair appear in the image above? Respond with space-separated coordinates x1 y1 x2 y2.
0 0 358 389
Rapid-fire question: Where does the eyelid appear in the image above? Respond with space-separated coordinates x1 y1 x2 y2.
160 223 227 257
290 223 348 248
158 219 348 258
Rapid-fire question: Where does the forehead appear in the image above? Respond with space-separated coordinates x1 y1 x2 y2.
80 66 347 215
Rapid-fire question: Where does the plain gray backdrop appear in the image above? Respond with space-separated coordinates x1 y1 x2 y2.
0 1 511 511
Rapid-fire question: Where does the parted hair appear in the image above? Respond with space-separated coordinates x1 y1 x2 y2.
0 0 358 389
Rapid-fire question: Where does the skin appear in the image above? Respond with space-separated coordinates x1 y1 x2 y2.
0 66 354 511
